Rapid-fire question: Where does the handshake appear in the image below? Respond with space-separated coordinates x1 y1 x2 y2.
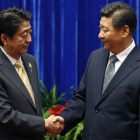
45 115 64 137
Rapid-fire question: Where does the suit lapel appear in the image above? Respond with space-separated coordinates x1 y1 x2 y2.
0 49 36 112
84 48 110 106
22 55 39 113
95 45 140 107
94 49 109 99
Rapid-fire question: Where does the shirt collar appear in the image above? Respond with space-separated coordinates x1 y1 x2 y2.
0 46 22 65
110 39 135 63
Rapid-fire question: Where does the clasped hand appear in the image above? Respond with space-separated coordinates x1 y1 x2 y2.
45 115 64 137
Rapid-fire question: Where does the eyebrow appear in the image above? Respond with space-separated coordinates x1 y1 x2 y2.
21 28 32 34
99 25 108 29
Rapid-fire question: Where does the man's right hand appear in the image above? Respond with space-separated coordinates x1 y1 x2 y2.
45 115 64 137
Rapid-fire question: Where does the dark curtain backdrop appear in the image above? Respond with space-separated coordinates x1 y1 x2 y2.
0 0 139 102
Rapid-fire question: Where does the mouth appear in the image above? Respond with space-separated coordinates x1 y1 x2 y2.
23 46 28 50
102 41 107 44
24 45 29 48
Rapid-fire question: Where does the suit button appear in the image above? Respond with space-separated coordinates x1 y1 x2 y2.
95 110 99 113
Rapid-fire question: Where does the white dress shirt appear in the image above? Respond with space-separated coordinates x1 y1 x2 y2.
106 39 135 74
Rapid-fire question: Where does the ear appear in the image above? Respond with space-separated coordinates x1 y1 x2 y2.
121 25 129 37
1 34 9 46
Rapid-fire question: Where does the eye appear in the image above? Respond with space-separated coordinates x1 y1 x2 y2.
21 33 27 39
103 30 109 33
22 32 27 36
29 31 32 35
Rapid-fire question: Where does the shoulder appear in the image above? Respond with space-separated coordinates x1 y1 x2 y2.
90 47 109 58
21 53 37 67
22 53 36 62
22 53 35 59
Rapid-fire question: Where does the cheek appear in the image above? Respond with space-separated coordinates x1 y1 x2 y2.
106 36 119 44
16 41 25 49
106 34 114 39
19 39 25 44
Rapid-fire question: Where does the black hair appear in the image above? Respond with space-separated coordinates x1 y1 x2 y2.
0 7 32 46
101 1 137 35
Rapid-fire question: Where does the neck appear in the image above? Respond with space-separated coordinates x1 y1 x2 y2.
2 46 20 60
111 37 133 55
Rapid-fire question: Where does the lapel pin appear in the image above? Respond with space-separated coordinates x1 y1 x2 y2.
29 63 33 72
29 63 32 68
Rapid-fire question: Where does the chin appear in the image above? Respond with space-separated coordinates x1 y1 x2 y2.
24 47 28 51
104 44 113 51
104 45 110 50
22 50 28 55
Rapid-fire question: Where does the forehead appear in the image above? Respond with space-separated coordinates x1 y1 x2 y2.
100 17 113 28
16 21 31 33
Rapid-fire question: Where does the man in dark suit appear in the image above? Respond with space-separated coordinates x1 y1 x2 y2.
53 1 140 140
0 7 63 140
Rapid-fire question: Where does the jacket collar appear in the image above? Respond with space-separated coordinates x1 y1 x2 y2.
95 45 140 107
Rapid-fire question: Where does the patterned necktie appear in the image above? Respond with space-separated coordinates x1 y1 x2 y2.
14 61 36 106
102 55 119 93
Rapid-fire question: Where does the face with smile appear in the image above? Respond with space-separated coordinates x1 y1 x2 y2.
2 20 32 60
98 16 125 54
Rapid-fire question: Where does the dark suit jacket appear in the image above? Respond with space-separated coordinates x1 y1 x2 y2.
0 49 45 140
60 44 140 140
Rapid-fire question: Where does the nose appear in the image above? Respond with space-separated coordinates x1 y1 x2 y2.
26 33 32 43
98 30 104 39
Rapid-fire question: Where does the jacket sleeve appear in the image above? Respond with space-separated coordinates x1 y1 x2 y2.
60 52 93 135
0 80 45 138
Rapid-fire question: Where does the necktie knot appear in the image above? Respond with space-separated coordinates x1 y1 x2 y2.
110 55 118 64
14 61 23 68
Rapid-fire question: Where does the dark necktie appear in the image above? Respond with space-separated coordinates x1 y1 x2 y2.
102 55 119 93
